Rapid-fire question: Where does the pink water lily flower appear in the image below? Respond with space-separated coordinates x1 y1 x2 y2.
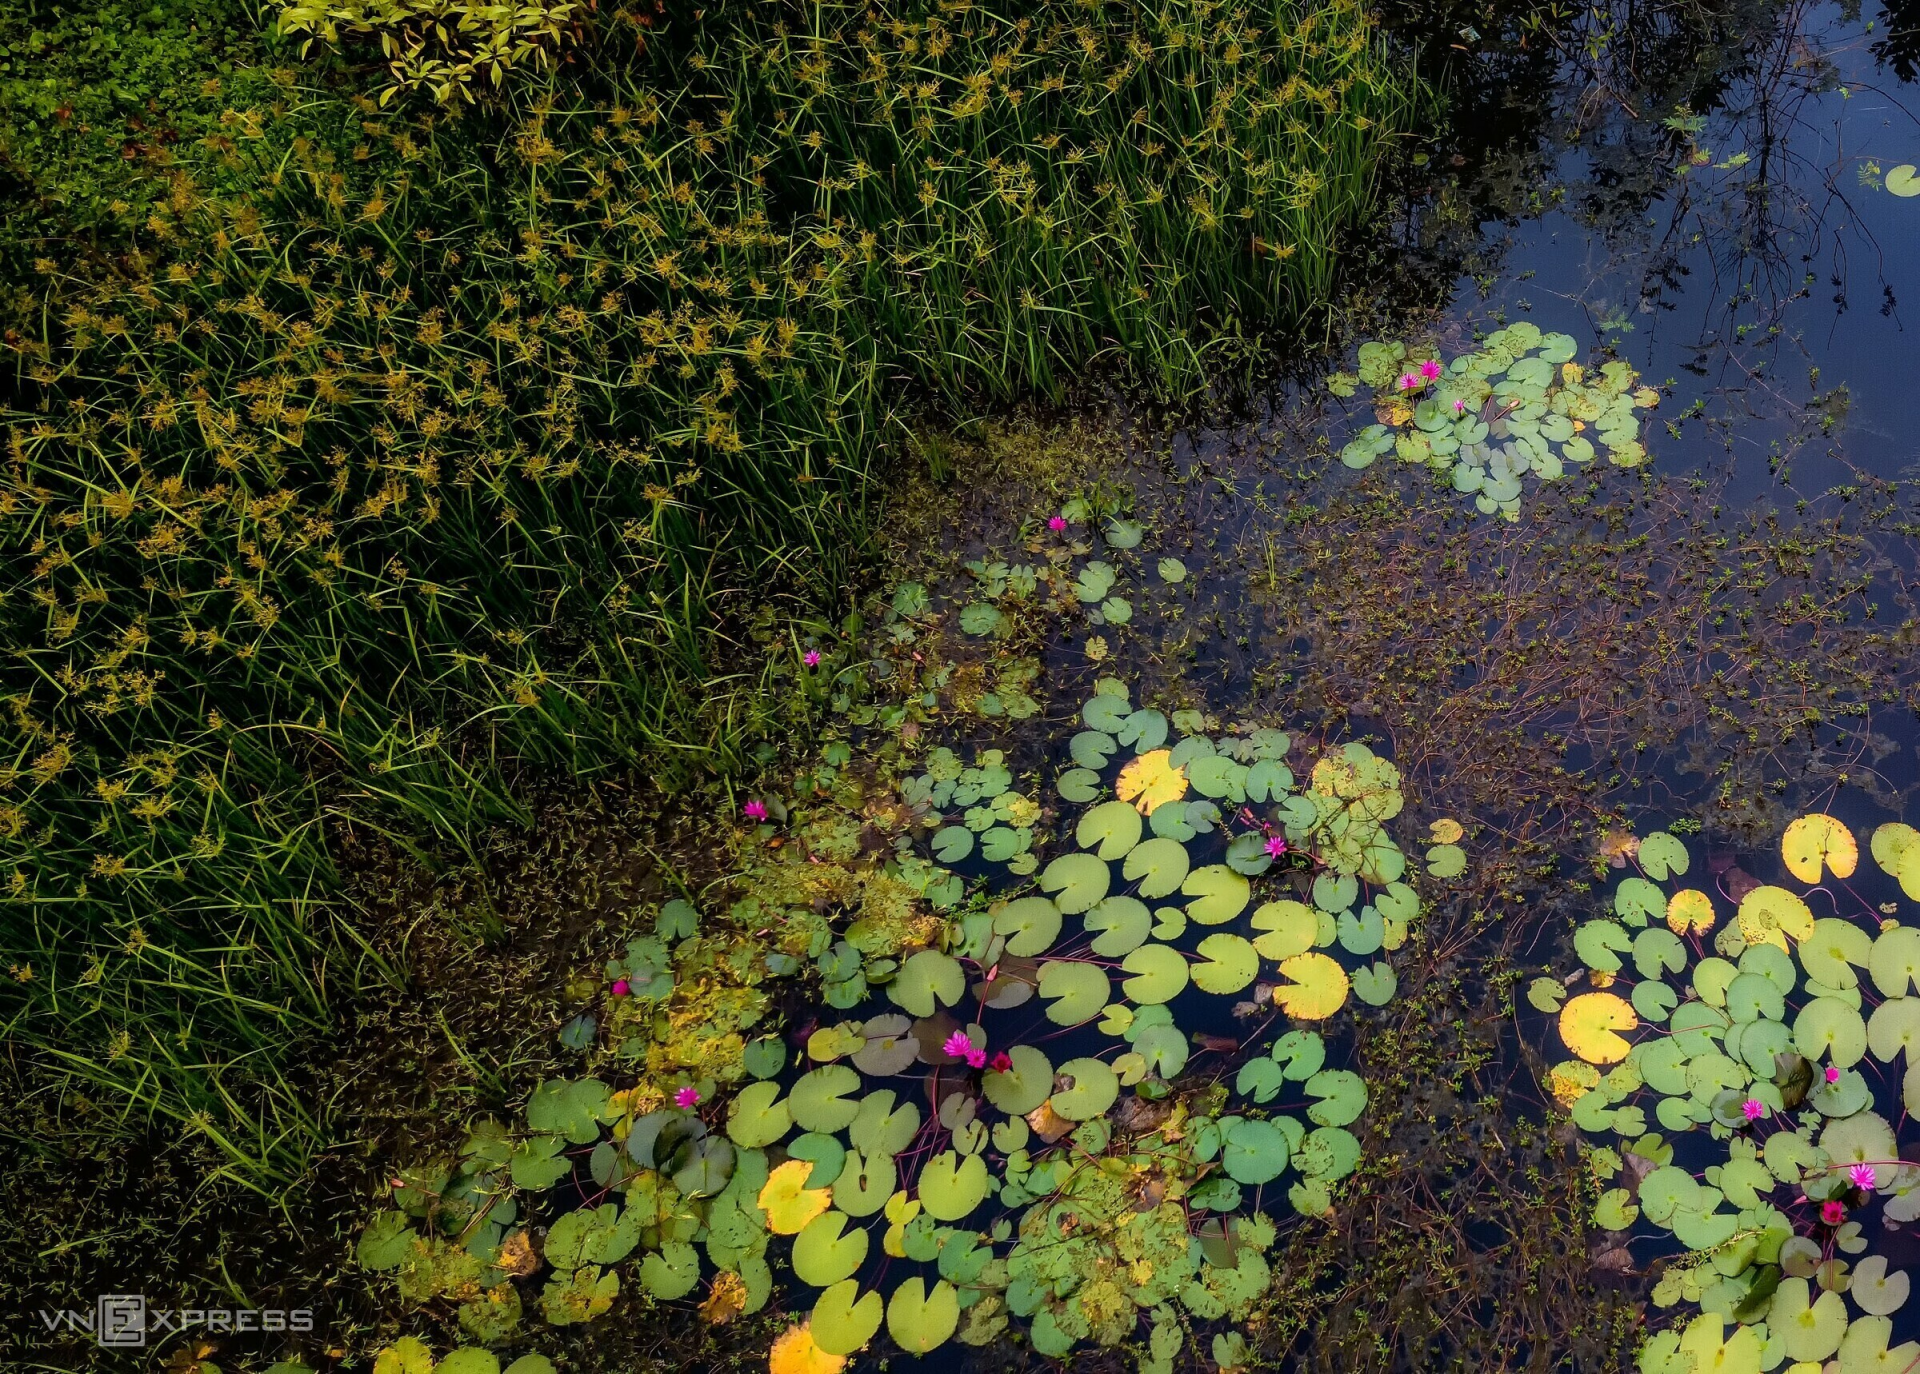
1740 1098 1764 1121
1420 359 1442 380
1265 836 1288 859
1453 398 1468 413
1397 372 1419 391
674 1086 701 1110
964 1046 987 1069
611 978 632 998
1048 516 1068 531
990 1052 1013 1073
1851 1163 1878 1189
942 1030 975 1059
743 799 769 822
803 649 820 666
1821 1199 1847 1226
1825 1065 1842 1084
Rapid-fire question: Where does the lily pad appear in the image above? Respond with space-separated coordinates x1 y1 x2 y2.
918 1150 990 1221
889 949 966 1017
1559 992 1638 1065
1221 1118 1290 1184
1352 961 1398 1005
1120 944 1190 1004
759 1160 832 1234
727 1081 792 1149
1038 960 1110 1024
1251 900 1318 960
1084 896 1152 956
811 1280 884 1357
1158 557 1188 583
1794 997 1867 1067
1191 934 1259 994
1049 1057 1120 1120
792 1210 870 1287
1305 1068 1367 1126
1782 813 1857 883
790 1066 862 1133
1077 800 1144 859
1271 952 1350 1020
982 1045 1054 1115
1123 837 1191 899
1039 852 1112 914
1183 865 1251 924
886 1277 959 1355
1117 749 1190 815
993 897 1063 957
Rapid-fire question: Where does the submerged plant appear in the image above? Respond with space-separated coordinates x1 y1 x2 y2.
1536 815 1920 1372
1328 323 1660 518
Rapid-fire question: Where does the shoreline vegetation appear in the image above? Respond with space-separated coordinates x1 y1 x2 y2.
0 0 1420 1229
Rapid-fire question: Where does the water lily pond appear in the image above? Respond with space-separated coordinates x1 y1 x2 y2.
14 2 1920 1374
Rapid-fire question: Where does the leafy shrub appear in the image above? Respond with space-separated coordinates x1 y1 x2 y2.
276 0 586 106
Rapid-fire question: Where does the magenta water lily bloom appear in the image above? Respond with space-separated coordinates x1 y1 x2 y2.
803 649 820 666
674 1086 701 1110
743 799 769 822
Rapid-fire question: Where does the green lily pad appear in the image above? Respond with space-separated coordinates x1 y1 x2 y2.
1074 561 1117 602
1070 729 1118 769
1084 896 1152 956
1593 1188 1639 1230
993 896 1063 957
931 825 974 863
792 1210 869 1287
1105 518 1145 548
1575 919 1631 973
638 1241 698 1299
1352 961 1398 1005
1251 900 1317 960
1221 1118 1290 1184
727 1081 791 1149
1296 1125 1362 1180
1771 1277 1849 1363
847 1090 920 1157
1158 557 1188 583
1801 917 1871 989
1613 877 1667 926
918 1150 990 1221
889 949 965 1017
812 1279 884 1356
1725 971 1785 1024
1871 926 1920 998
1120 944 1190 1004
1039 852 1112 914
1638 1165 1702 1225
831 1148 896 1217
790 1066 862 1133
1272 1029 1327 1080
1191 934 1259 994
1038 960 1110 1024
1638 832 1690 880
1305 1069 1367 1127
1794 997 1868 1067
1425 843 1466 879
1050 1057 1120 1120
1869 996 1920 1062
1184 865 1251 924
1057 768 1103 803
887 1277 959 1355
1123 837 1190 899
1077 800 1143 859
526 1078 611 1145
982 1044 1054 1115
743 1036 787 1079
1888 163 1920 196
789 1133 847 1190
1633 927 1687 980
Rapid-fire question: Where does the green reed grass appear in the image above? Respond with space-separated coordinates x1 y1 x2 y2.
0 0 1420 1180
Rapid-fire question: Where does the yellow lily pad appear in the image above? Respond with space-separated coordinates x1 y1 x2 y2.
759 1159 832 1235
1782 813 1857 883
1558 991 1638 1065
1270 952 1350 1021
1737 885 1814 951
1116 749 1188 815
1665 888 1716 936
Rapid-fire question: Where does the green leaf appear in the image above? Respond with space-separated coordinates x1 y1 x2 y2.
1184 865 1251 924
1191 934 1259 993
358 1212 417 1271
790 1066 863 1133
1038 960 1110 1023
437 1352 499 1374
1158 557 1187 583
918 1150 991 1220
931 825 974 862
726 1080 790 1148
638 1241 699 1299
811 1280 885 1357
1049 1057 1120 1120
1123 836 1190 899
993 896 1063 956
1039 852 1111 914
793 1210 870 1286
889 949 965 1017
1638 832 1690 879
1120 944 1190 1004
525 1078 611 1145
887 1277 960 1355
1222 1118 1290 1184
1424 843 1466 879
1070 730 1118 769
983 1044 1054 1115
1305 1068 1368 1126
958 603 1003 635
1351 961 1398 1005
1056 767 1103 803
1084 895 1152 956
1077 800 1144 859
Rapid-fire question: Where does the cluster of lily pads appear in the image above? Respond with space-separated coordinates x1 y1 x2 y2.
1326 323 1661 518
357 662 1457 1370
1534 814 1920 1373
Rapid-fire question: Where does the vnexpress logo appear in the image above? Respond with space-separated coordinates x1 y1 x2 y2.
38 1295 315 1348
97 1295 147 1349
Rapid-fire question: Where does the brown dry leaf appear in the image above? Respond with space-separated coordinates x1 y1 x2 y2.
1597 829 1639 868
1590 1246 1637 1273
1026 1099 1075 1143
699 1270 748 1325
497 1228 540 1277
